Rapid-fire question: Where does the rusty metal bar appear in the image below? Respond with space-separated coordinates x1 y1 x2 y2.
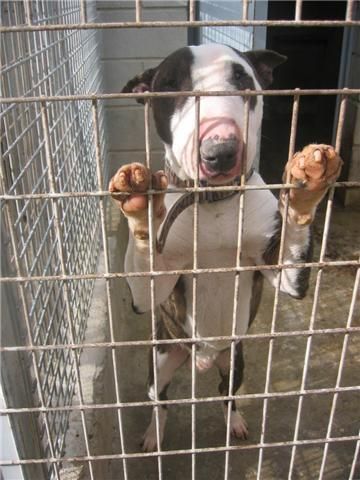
144 99 164 480
257 92 301 480
91 99 129 480
190 94 201 480
1 19 360 34
0 180 358 203
1 434 359 466
295 0 303 21
1 88 360 104
135 0 142 22
189 0 196 22
1 325 360 353
224 95 250 480
1 383 360 416
288 93 348 479
0 258 358 284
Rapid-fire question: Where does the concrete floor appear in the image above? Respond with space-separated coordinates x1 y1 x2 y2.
100 201 359 480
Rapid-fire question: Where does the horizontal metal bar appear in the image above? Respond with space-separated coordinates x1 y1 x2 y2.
1 19 360 34
1 384 360 416
1 326 359 353
1 181 359 201
1 88 359 104
0 259 358 284
1 435 359 466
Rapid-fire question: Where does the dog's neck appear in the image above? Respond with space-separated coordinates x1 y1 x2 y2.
165 161 254 198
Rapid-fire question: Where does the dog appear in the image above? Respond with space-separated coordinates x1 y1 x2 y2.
109 44 343 451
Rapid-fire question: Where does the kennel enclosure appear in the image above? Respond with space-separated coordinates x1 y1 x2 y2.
1 1 360 479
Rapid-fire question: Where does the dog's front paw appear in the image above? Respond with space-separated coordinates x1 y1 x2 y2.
109 163 168 218
282 144 343 225
286 144 342 192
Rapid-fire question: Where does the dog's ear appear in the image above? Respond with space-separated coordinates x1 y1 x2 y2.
122 67 158 104
243 50 287 88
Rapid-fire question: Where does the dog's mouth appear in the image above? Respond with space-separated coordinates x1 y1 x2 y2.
198 118 244 185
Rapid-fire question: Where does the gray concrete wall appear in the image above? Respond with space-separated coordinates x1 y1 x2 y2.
97 0 188 178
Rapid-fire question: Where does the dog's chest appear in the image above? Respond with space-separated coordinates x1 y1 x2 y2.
162 177 277 268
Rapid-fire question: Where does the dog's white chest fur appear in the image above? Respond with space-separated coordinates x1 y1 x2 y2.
161 172 278 351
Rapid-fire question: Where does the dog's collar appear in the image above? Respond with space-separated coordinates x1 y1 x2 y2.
156 163 254 253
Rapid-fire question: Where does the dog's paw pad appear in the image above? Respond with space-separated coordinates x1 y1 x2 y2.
109 163 150 196
196 355 214 372
287 144 343 192
109 164 168 216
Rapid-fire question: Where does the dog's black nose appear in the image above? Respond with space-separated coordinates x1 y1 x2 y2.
200 136 238 172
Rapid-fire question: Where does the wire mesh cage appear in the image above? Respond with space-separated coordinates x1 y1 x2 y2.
1 1 359 480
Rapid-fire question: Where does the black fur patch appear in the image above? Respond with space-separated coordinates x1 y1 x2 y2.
218 342 245 409
263 211 312 299
151 47 194 145
230 62 257 110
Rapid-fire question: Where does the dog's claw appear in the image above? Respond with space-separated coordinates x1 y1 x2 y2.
298 155 306 169
134 167 146 185
314 149 322 163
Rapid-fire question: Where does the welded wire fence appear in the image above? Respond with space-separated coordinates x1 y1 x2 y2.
0 1 359 480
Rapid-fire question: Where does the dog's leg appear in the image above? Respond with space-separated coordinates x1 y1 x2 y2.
262 144 343 298
142 345 189 452
109 163 180 311
216 343 248 439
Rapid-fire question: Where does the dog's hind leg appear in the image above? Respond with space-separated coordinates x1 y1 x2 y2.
142 278 189 451
216 343 248 439
142 345 189 451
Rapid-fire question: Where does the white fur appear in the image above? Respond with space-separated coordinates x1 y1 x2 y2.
168 45 263 180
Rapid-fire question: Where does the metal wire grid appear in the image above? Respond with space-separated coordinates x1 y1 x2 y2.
0 1 359 480
1 1 105 479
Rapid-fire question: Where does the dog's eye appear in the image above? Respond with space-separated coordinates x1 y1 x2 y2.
232 64 255 91
234 69 244 81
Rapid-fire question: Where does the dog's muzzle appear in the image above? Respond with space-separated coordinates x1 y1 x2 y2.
200 135 238 173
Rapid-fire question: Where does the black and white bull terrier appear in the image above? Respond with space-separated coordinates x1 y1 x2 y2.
109 44 343 451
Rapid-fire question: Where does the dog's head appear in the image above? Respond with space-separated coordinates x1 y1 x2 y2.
123 44 286 185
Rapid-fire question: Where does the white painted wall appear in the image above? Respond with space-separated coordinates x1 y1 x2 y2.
97 1 188 178
0 384 24 480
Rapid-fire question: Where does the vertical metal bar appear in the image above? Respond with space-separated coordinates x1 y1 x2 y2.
287 94 347 479
80 0 87 23
223 94 250 480
191 95 201 480
40 101 95 480
349 427 360 480
144 100 163 480
346 0 355 20
24 0 32 24
318 264 360 479
243 0 249 20
189 0 196 22
135 0 142 22
92 99 129 480
295 0 303 21
257 93 300 480
316 94 351 478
